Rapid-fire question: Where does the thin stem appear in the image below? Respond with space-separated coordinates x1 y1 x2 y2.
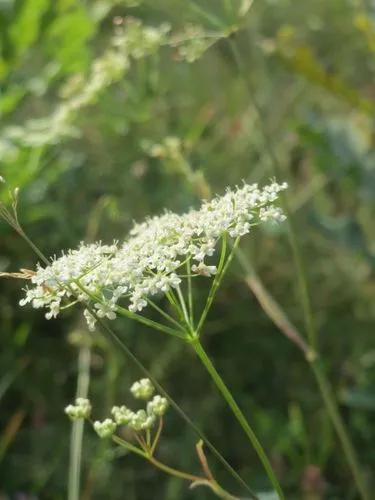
311 361 370 500
192 338 284 500
97 317 258 500
186 259 194 327
165 289 187 323
228 37 369 500
68 344 91 500
196 235 227 335
176 285 191 329
146 298 186 332
74 281 186 340
150 417 164 455
113 303 186 339
196 235 240 336
114 434 239 499
147 456 204 483
112 435 147 459
3 221 257 499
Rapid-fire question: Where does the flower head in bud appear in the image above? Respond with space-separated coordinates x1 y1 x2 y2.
93 418 117 438
130 378 155 400
111 405 134 425
128 409 156 431
147 395 168 417
0 176 5 183
65 398 91 420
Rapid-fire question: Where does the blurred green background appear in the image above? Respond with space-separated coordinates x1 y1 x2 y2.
0 0 374 499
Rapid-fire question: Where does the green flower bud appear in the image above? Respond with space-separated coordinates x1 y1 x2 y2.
130 378 155 400
93 418 117 438
147 395 168 417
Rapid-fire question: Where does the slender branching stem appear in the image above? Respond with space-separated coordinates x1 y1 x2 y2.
190 336 284 500
227 36 369 500
1 215 257 499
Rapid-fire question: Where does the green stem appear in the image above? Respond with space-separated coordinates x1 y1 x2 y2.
191 338 284 500
68 344 91 500
176 285 191 329
3 219 257 499
114 435 240 500
311 361 370 500
196 235 227 334
228 37 369 500
146 297 186 332
186 258 195 327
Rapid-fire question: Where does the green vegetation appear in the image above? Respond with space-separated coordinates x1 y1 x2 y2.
0 1 374 499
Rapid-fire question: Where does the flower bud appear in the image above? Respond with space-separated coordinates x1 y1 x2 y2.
147 395 168 417
111 405 134 425
129 409 156 431
130 378 155 400
64 398 91 420
93 418 117 438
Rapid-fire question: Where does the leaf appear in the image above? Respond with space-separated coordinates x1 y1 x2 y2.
9 0 49 57
45 5 95 73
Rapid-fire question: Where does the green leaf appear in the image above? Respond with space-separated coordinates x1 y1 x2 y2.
9 0 49 56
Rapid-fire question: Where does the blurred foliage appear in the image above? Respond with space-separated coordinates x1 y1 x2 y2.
0 0 374 499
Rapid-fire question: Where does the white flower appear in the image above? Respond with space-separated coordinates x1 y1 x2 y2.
19 182 288 325
83 309 97 332
191 262 217 277
93 418 117 438
130 378 155 400
259 206 286 223
65 398 91 420
45 300 61 320
94 302 117 320
147 395 168 417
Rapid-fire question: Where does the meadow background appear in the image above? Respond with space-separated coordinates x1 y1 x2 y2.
0 0 374 498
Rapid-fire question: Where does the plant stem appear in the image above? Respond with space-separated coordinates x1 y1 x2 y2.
227 37 369 500
3 214 257 500
311 360 370 500
176 284 191 328
191 337 284 500
186 258 195 327
68 344 91 500
113 435 240 500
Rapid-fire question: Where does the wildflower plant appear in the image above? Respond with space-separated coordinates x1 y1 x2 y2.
1 178 288 498
65 378 241 500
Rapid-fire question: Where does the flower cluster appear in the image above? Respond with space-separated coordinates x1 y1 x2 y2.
130 378 155 399
94 419 117 438
20 182 287 329
97 379 168 437
65 398 92 420
64 379 169 439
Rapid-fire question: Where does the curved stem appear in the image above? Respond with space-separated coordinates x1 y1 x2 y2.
192 337 284 500
148 456 204 483
114 435 240 500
